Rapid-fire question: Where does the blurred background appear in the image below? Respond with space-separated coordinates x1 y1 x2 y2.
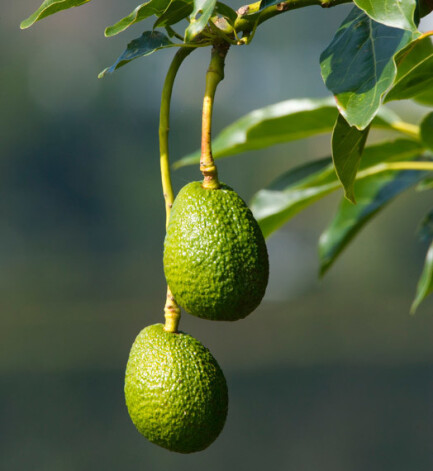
2 2 433 470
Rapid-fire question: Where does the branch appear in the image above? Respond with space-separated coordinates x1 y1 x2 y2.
234 0 352 35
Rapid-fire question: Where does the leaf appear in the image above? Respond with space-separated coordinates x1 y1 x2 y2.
250 139 423 239
319 155 431 275
98 31 175 78
154 0 194 28
385 34 433 102
21 0 91 29
215 2 237 22
353 0 418 31
411 241 433 313
420 111 433 151
418 0 433 17
332 114 370 203
320 6 416 130
104 0 171 37
414 87 433 106
184 0 217 42
417 208 433 241
174 98 403 168
251 158 338 239
416 176 433 191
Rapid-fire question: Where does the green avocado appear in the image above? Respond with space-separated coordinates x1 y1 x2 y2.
163 181 269 321
125 324 228 454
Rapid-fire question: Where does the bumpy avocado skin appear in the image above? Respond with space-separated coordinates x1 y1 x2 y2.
164 182 269 321
125 324 228 454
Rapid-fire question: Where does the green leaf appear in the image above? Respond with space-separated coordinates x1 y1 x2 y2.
154 0 194 28
414 87 433 106
332 114 370 203
104 0 171 37
385 34 433 102
416 176 433 191
320 6 416 130
174 98 403 169
20 0 91 29
250 139 423 239
98 31 175 78
319 155 431 275
420 111 433 151
184 0 217 42
418 208 433 241
353 0 418 31
215 2 237 22
411 241 433 313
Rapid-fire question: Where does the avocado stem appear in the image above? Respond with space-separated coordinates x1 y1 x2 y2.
201 43 230 190
159 48 195 332
163 286 181 333
160 48 194 228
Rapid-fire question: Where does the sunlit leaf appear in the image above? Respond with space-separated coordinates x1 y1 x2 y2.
319 155 431 275
184 0 217 41
250 139 423 239
385 34 433 102
411 241 433 313
332 114 370 203
21 0 91 29
99 31 175 78
353 0 417 31
104 0 171 37
174 98 403 168
320 6 416 130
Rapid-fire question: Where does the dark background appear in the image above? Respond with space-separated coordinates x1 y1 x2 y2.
2 2 433 469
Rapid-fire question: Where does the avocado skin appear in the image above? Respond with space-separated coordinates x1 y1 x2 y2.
125 323 228 453
164 182 269 321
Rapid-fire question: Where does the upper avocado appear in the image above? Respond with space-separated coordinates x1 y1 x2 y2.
163 181 269 321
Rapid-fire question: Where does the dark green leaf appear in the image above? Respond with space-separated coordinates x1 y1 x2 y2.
174 98 403 168
319 155 431 275
332 114 370 203
354 0 417 31
411 241 433 313
251 139 423 239
154 0 194 28
420 111 433 150
320 6 416 130
98 31 175 78
104 0 171 37
418 208 433 241
385 34 433 102
21 0 91 29
184 0 217 41
418 0 433 17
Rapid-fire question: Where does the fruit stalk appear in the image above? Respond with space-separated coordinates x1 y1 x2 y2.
159 47 194 333
160 47 194 228
200 43 230 190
